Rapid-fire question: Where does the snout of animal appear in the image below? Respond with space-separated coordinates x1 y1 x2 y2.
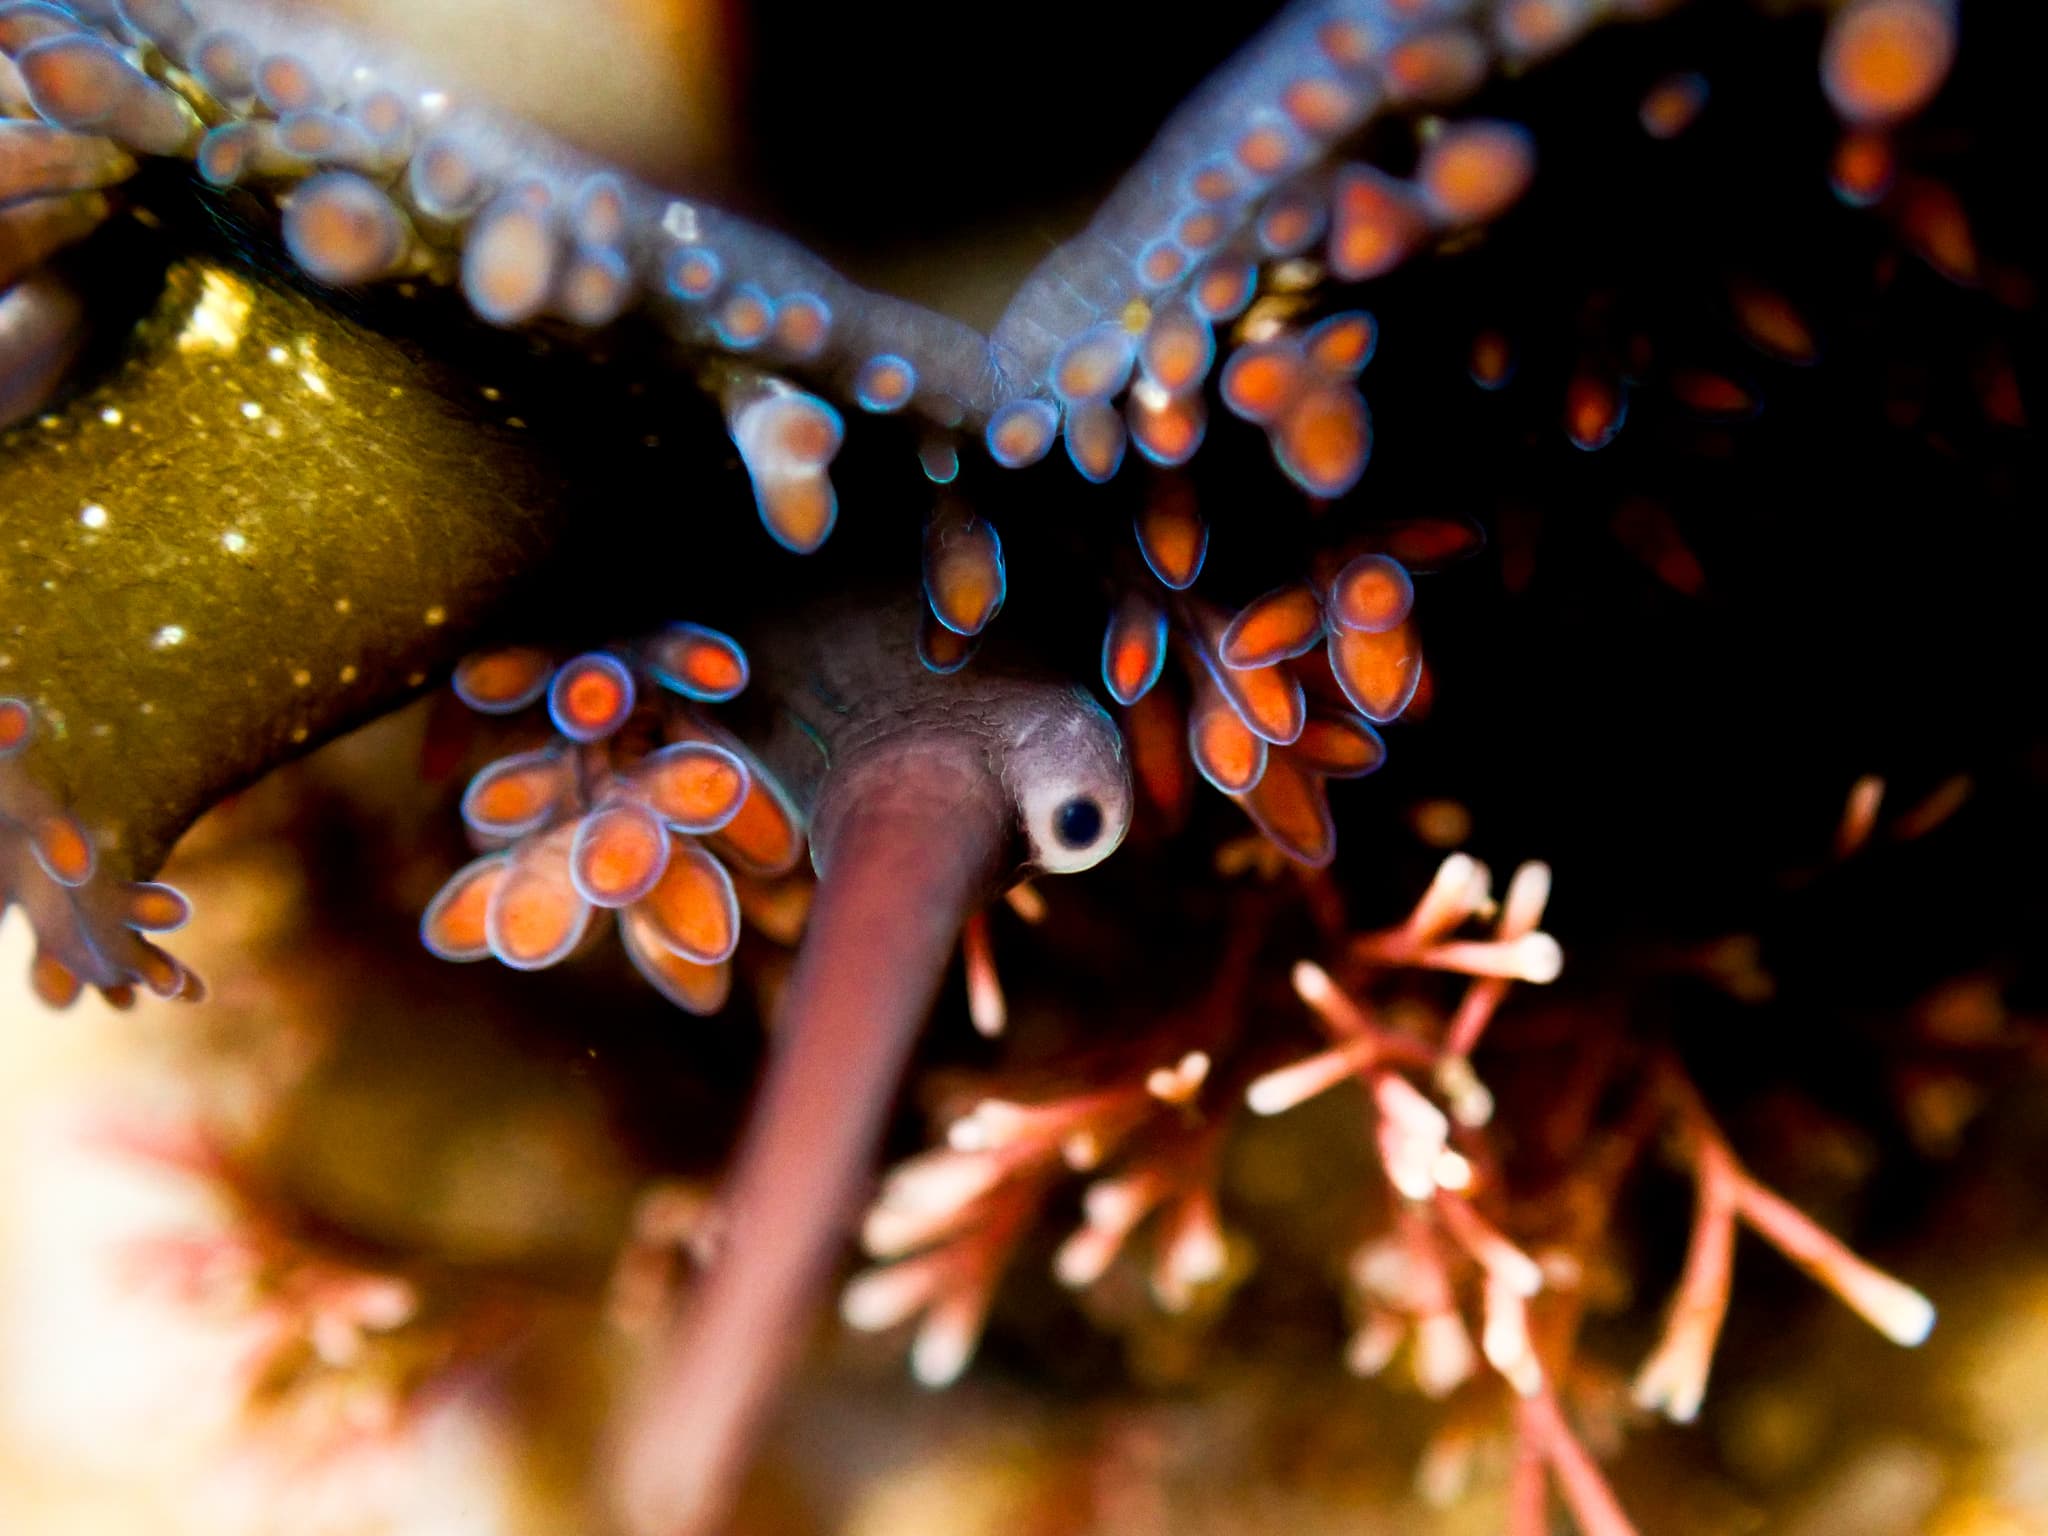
617 607 1130 1536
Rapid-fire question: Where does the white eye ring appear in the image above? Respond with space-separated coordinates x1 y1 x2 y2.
1022 783 1123 875
1007 689 1132 876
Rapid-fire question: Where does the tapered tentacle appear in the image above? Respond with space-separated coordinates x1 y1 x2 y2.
0 0 1007 420
2 0 1973 973
590 587 1132 1529
991 0 1638 344
0 0 1039 565
985 0 1559 485
4 0 1953 569
614 740 1013 1536
0 0 1648 470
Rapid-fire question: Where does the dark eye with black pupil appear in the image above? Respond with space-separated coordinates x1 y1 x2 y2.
1054 796 1103 849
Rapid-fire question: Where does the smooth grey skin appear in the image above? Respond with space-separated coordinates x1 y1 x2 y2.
616 590 1131 1536
737 589 1133 879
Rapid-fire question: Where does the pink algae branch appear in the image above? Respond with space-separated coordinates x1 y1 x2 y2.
79 1106 538 1444
843 921 1265 1387
842 1042 1233 1388
1513 1386 1642 1536
1249 855 1643 1533
850 850 1939 1536
1253 853 1934 1534
1631 1067 1936 1425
